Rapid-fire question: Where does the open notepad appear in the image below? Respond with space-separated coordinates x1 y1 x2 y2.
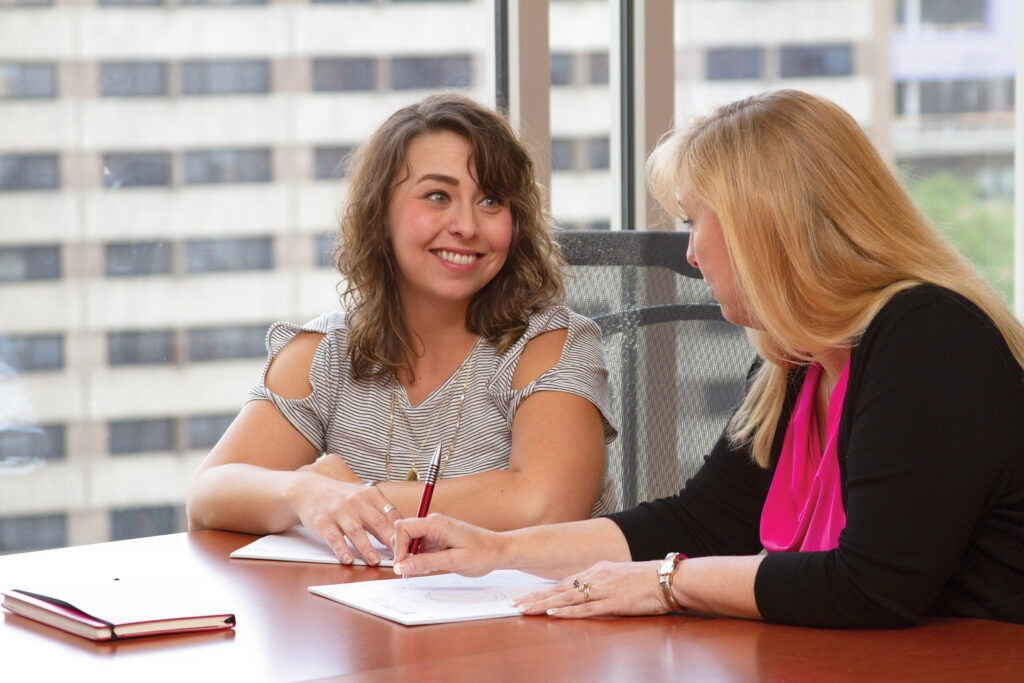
309 570 556 626
230 525 394 567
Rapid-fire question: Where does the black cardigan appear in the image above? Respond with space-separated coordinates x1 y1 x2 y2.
608 285 1024 628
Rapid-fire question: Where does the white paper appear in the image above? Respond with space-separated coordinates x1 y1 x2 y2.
308 570 556 626
230 525 394 567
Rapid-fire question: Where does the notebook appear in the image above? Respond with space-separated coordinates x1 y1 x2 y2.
230 524 394 566
2 579 236 642
308 570 556 626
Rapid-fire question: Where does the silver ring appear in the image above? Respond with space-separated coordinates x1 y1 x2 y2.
380 503 396 515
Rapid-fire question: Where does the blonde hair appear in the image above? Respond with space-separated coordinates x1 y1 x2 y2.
648 89 1024 466
336 93 565 380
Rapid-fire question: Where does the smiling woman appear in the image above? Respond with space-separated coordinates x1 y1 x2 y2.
185 93 619 565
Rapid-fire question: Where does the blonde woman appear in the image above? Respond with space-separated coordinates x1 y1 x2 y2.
187 94 617 565
393 89 1024 628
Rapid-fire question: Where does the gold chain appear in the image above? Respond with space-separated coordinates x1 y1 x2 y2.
385 337 481 482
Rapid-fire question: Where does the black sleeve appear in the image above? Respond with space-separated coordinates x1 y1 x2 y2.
607 423 773 561
755 288 1024 628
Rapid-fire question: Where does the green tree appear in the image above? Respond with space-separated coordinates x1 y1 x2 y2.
905 171 1014 304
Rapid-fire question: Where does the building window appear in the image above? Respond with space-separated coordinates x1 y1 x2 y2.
315 233 337 267
0 63 56 99
99 0 164 5
550 53 573 86
187 324 268 362
184 236 274 273
110 505 180 540
914 0 986 26
551 138 575 172
105 241 173 277
102 152 172 189
779 44 853 78
0 153 59 192
187 414 235 450
0 245 61 281
706 47 763 81
0 334 63 372
100 62 168 97
181 60 271 95
312 58 377 92
0 424 66 462
587 51 609 85
0 514 66 553
184 148 272 185
109 417 176 454
585 136 610 170
108 330 175 365
917 78 1014 115
314 145 356 180
390 54 472 90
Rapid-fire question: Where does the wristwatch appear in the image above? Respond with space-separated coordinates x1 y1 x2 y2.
658 552 685 611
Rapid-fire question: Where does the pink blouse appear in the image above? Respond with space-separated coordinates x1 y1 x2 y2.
760 359 851 553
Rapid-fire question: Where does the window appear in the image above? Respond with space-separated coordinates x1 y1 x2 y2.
706 47 763 80
587 52 609 85
109 418 176 454
187 413 235 450
917 78 1014 115
110 506 180 540
314 145 356 180
0 245 61 281
184 236 273 272
919 0 986 26
0 334 63 372
0 514 66 553
0 154 59 191
108 330 175 365
779 44 853 78
187 324 268 362
551 138 575 172
184 149 272 185
181 60 270 95
315 233 337 267
100 62 168 97
551 53 573 86
390 55 472 90
312 58 377 92
105 241 173 277
0 424 65 462
0 63 56 99
585 136 610 170
102 152 172 189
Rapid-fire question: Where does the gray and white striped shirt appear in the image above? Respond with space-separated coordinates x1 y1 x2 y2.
247 305 619 516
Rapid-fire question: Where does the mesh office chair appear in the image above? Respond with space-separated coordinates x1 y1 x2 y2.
558 230 756 510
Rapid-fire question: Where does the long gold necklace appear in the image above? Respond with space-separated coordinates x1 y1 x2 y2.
384 337 481 482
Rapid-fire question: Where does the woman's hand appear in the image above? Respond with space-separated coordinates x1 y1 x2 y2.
298 453 362 483
515 560 671 618
392 513 506 577
292 473 401 566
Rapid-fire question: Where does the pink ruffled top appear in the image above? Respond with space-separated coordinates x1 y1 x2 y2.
760 359 851 553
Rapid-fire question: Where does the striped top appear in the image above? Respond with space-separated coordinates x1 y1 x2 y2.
246 305 619 516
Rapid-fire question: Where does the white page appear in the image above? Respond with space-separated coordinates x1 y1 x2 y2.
308 570 556 626
230 525 394 567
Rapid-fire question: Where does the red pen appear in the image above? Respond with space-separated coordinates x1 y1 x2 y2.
408 443 442 555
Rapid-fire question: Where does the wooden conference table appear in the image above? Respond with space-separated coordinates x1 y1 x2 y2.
1 531 1022 681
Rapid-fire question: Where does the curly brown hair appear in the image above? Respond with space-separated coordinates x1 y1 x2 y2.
334 92 566 380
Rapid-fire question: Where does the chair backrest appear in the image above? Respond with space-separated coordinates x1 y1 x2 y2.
558 229 756 510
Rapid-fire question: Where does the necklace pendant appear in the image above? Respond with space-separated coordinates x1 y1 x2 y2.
406 467 419 482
